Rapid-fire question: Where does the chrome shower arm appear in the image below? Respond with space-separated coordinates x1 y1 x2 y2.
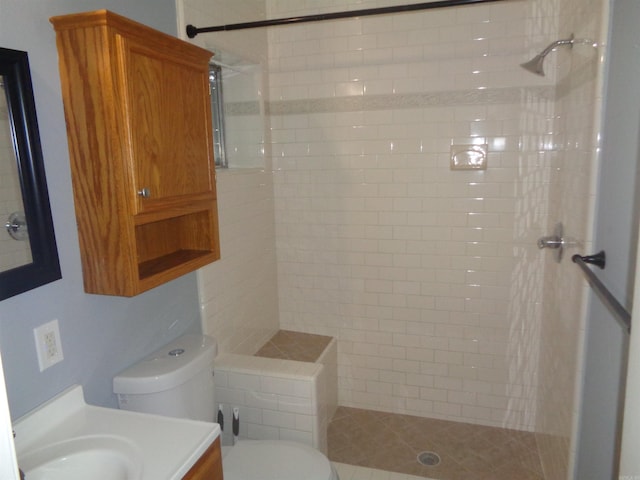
521 33 598 77
539 34 575 57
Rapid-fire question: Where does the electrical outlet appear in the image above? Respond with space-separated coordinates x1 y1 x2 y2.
34 319 64 371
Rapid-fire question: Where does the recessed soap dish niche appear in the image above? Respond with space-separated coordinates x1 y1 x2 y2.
450 144 488 170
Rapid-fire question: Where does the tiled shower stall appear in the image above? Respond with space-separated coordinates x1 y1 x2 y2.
181 0 608 478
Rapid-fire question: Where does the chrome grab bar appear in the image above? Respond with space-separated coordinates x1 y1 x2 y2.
572 251 631 334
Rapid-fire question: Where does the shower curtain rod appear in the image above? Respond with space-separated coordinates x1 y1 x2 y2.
573 252 631 334
186 0 505 38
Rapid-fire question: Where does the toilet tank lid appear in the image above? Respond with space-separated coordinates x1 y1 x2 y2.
113 334 217 395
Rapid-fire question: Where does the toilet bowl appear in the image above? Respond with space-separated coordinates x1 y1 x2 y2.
113 334 338 480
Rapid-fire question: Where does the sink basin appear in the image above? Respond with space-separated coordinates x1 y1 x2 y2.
14 385 220 480
20 435 142 480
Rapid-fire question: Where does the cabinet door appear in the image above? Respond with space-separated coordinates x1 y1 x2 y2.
123 38 215 212
182 438 223 480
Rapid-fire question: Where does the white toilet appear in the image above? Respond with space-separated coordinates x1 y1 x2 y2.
113 334 339 480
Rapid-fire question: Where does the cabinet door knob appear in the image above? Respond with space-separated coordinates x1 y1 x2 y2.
137 188 151 198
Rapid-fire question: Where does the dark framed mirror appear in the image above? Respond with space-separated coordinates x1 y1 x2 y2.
0 47 60 301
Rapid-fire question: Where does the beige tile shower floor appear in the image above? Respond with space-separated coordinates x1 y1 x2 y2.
328 407 545 480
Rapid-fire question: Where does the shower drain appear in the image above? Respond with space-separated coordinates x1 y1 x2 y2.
417 451 441 467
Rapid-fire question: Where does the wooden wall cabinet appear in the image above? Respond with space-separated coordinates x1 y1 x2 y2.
183 438 223 480
51 10 220 296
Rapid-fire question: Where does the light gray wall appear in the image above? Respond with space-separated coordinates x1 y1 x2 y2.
575 0 640 477
0 0 203 419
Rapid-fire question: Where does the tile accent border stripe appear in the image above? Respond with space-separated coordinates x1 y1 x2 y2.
225 100 261 116
265 86 555 115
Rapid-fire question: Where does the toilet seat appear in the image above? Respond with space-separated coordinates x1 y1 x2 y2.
221 440 338 480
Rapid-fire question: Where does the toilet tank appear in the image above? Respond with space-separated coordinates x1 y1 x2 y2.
113 334 217 422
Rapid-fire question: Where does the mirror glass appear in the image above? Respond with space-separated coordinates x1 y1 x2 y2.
0 47 61 301
1 88 32 269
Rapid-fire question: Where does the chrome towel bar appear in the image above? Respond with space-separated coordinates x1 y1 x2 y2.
572 251 631 334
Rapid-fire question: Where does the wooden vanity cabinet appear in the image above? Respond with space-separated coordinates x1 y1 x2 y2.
183 438 223 480
50 10 220 296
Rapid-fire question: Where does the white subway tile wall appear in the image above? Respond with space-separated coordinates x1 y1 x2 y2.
197 169 280 354
182 0 280 356
214 352 333 454
268 0 556 431
318 338 339 425
178 0 609 478
535 1 608 479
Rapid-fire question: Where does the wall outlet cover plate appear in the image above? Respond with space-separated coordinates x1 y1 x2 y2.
33 319 64 371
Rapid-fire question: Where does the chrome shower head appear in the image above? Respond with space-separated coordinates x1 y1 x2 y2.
520 54 547 76
521 34 575 77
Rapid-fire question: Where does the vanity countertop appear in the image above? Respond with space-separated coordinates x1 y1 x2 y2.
13 385 220 480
